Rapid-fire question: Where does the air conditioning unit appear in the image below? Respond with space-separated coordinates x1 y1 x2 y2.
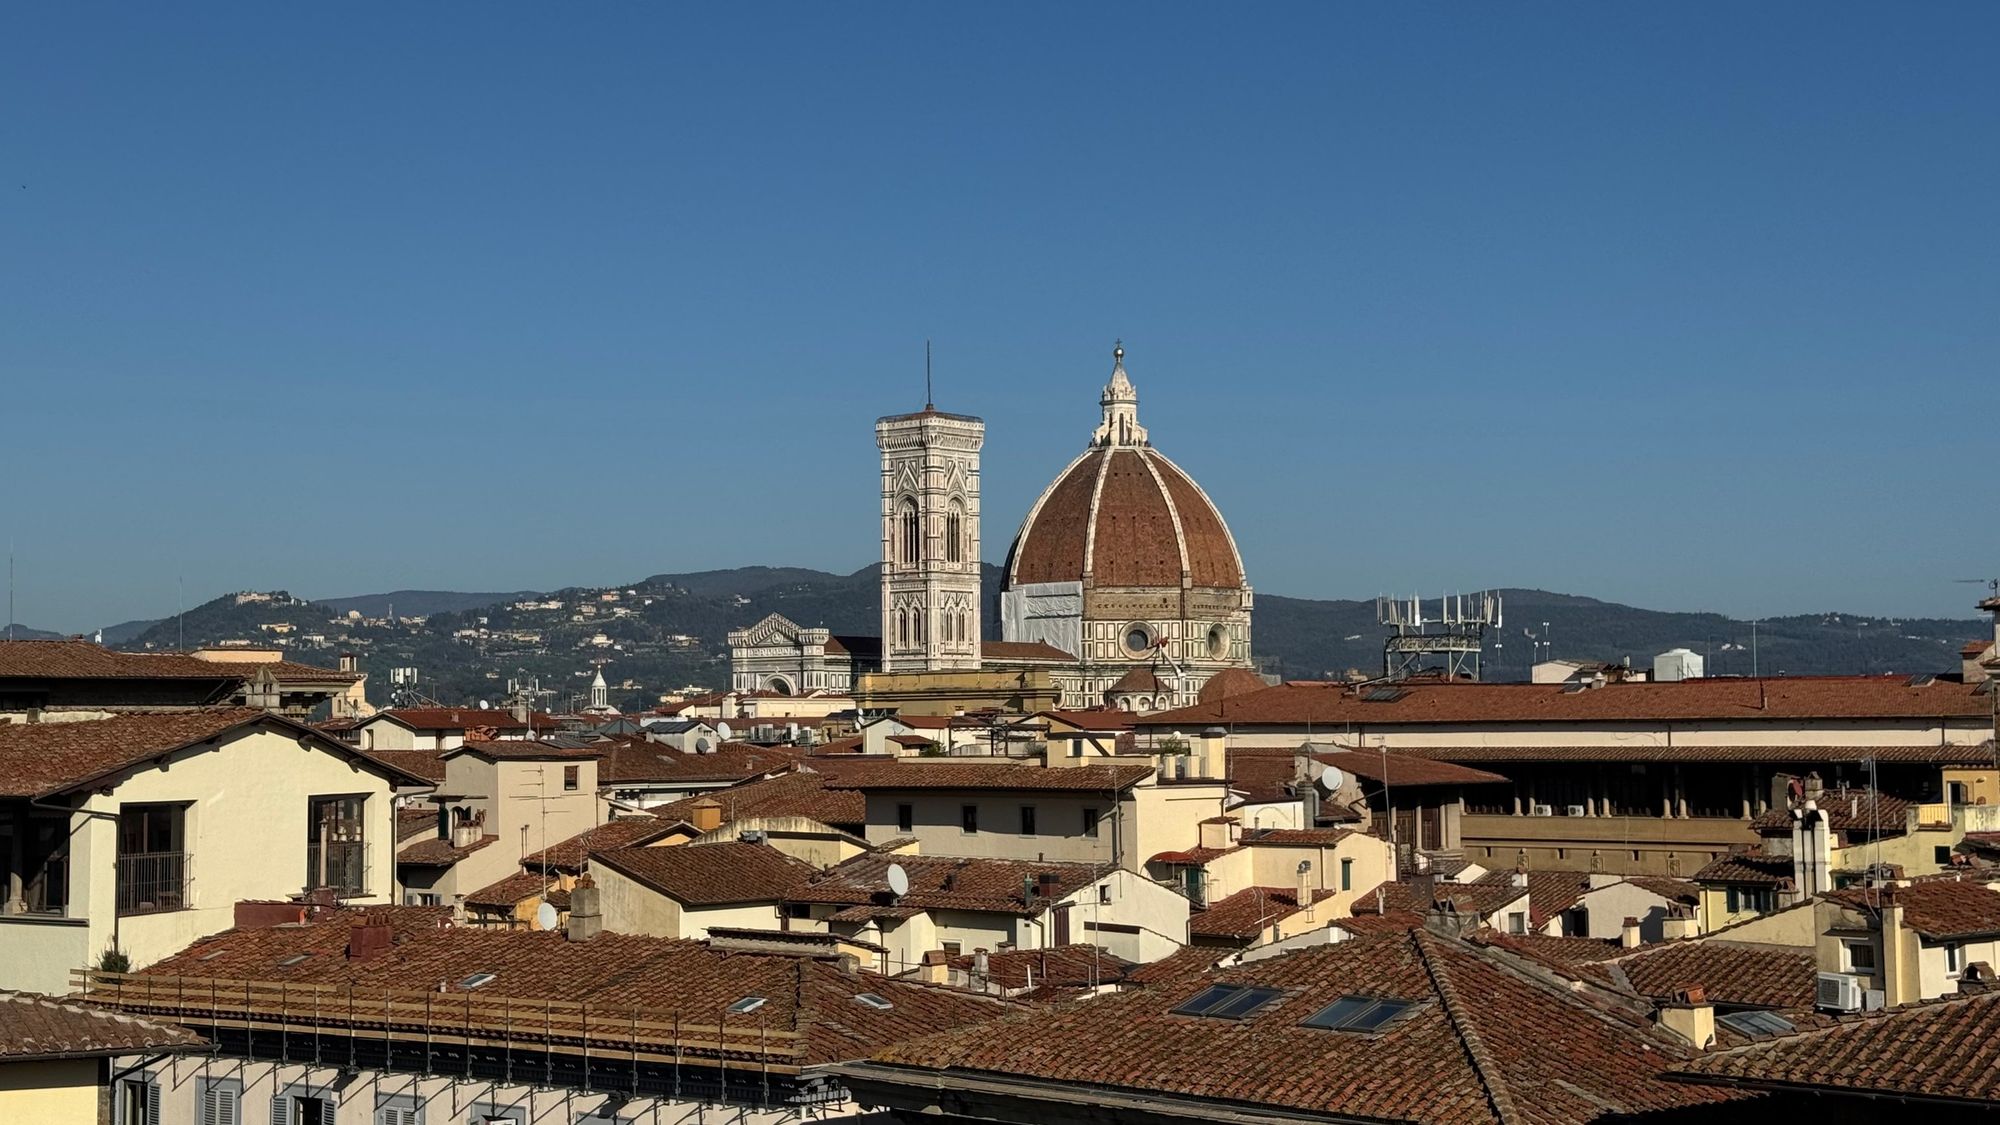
1817 972 1864 1012
1565 805 1588 818
1531 804 1555 817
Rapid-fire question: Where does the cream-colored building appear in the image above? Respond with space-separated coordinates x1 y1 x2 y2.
0 992 199 1125
589 840 813 939
396 740 605 914
0 709 423 995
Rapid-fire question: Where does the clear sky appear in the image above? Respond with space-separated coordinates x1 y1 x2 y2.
5 4 1996 632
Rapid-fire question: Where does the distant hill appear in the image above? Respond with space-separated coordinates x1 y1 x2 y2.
318 590 538 619
98 618 161 645
102 569 1988 710
1 623 66 641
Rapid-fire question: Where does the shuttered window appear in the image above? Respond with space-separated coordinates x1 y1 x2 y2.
272 1092 337 1125
375 1100 421 1125
199 1079 242 1125
119 1079 161 1125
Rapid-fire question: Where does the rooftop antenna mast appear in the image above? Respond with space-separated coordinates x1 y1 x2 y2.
925 339 933 410
6 545 13 642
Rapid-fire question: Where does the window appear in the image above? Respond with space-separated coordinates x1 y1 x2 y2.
1123 624 1154 656
1844 940 1878 973
117 804 188 915
961 804 979 834
1082 807 1100 838
1507 912 1526 935
1019 806 1037 836
1207 625 1227 659
1340 858 1353 892
727 996 768 1014
460 971 497 989
896 803 914 833
941 941 962 957
306 795 367 896
1171 984 1285 1020
783 902 812 919
1301 995 1419 1033
1098 884 1112 905
564 765 580 791
1946 942 1965 976
272 1093 335 1125
119 1078 160 1125
1937 845 1955 866
1717 1010 1796 1038
945 504 964 564
899 500 920 566
854 992 894 1010
376 1094 423 1125
468 1108 522 1125
406 892 440 907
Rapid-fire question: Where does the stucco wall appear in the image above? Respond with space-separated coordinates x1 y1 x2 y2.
0 916 92 995
861 793 1118 865
0 1057 99 1125
591 862 684 937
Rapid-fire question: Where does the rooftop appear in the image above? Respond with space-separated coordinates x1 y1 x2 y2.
1828 877 2000 940
0 990 202 1061
1609 940 1817 1009
791 853 1112 917
591 842 815 906
368 707 557 732
825 762 1154 793
0 639 358 684
520 815 675 873
1188 886 1334 940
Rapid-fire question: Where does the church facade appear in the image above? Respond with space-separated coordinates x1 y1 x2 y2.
728 345 1257 712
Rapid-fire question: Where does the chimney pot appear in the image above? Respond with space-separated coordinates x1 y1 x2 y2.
1620 916 1642 949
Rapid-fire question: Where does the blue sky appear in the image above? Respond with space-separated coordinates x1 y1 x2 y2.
4 5 1996 631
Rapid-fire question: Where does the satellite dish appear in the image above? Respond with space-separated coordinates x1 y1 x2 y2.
534 902 559 932
1316 767 1345 794
886 863 910 898
716 721 733 742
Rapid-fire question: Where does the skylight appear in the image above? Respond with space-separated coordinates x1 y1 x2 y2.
1302 995 1418 1033
277 954 311 967
460 972 497 990
727 996 768 1014
1170 984 1285 1020
1718 1010 1796 1038
853 992 894 1010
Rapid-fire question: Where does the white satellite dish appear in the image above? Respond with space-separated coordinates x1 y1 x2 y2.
716 721 733 742
534 902 560 932
886 863 910 898
1316 767 1345 794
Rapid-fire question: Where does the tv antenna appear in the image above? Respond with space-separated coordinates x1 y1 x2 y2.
1377 591 1503 680
1955 578 2000 600
925 339 933 410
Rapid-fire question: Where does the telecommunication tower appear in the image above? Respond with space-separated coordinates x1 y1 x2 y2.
1376 592 1503 680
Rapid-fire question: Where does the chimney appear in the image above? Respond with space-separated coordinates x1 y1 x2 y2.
1959 961 1998 995
1661 904 1699 942
689 798 723 834
1791 804 1833 897
1511 864 1528 889
347 920 393 962
511 700 530 725
1656 986 1715 1050
1620 916 1642 949
972 948 990 985
1424 897 1476 938
1295 860 1315 913
338 652 358 675
1879 887 1909 1005
920 949 950 985
566 875 603 942
1802 772 1824 804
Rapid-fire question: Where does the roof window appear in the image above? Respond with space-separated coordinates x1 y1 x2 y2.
276 954 311 968
1170 983 1285 1020
853 992 894 1010
1717 1010 1795 1038
727 996 768 1014
1301 995 1418 1032
460 972 497 990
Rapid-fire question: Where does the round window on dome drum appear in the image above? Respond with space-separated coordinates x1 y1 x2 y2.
1207 625 1227 659
1124 624 1155 655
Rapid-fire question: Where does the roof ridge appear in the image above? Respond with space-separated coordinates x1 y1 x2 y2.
1411 930 1522 1125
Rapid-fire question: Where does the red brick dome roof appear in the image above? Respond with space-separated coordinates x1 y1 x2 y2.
1003 348 1245 595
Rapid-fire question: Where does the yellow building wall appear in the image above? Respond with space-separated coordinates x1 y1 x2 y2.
855 669 1061 716
0 1058 100 1125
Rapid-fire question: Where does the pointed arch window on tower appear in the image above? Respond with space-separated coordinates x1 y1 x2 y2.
899 500 921 567
897 609 909 647
945 501 964 565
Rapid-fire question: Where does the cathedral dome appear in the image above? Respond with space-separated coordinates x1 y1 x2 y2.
1004 348 1245 595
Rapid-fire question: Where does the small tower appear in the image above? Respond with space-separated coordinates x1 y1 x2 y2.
589 669 609 711
1092 342 1148 448
877 400 985 674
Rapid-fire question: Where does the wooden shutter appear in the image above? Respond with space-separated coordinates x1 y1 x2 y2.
271 1094 290 1125
320 1096 337 1125
145 1081 162 1125
201 1083 240 1125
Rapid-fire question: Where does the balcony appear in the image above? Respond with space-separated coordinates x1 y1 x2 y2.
117 852 190 916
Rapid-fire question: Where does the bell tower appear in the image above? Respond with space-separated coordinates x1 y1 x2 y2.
876 402 985 674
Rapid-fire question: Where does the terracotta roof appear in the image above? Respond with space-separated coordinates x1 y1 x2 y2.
1106 665 1166 694
1121 944 1223 987
1962 639 1993 658
591 842 813 906
946 944 1135 992
1005 445 1245 591
1353 879 1528 920
1036 709 1135 732
1241 827 1360 848
887 733 938 748
825 762 1154 792
0 991 202 1061
138 915 1008 1067
647 771 866 832
598 740 804 785
791 854 1111 916
1188 886 1333 939
463 870 558 910
1145 676 1995 729
855 929 1740 1123
1750 790 1912 834
1621 876 1701 905
394 807 436 844
442 739 604 762
372 749 447 785
1692 852 1795 887
980 640 1075 663
520 815 675 873
1405 743 1993 765
1331 912 1428 937
396 833 496 867
1476 869 1594 929
369 707 557 732
1474 931 1626 971
1198 667 1268 705
1312 748 1510 787
0 639 356 684
0 708 432 798
1225 748 1304 803
1610 941 1816 1009
1827 878 2000 940
1675 990 2000 1104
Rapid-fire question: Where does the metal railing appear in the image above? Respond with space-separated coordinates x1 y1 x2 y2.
117 851 190 916
70 970 807 1073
